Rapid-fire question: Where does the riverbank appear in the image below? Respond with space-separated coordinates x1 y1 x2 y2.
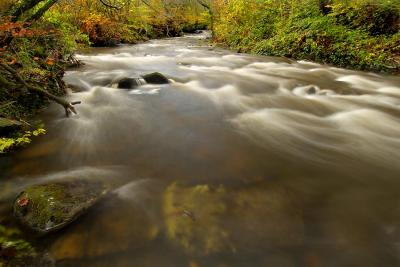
0 21 70 153
212 0 399 74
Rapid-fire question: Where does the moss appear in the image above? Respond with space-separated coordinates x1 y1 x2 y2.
15 184 67 230
163 183 230 255
13 180 107 234
0 224 36 266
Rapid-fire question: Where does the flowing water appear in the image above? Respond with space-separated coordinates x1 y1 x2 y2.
1 32 400 266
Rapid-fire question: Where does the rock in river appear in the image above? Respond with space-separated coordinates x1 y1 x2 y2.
13 179 109 234
116 72 169 89
49 181 160 261
141 72 169 84
117 77 146 89
163 182 304 256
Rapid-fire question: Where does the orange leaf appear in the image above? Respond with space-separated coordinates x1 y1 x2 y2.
18 197 29 207
8 59 17 65
46 58 54 65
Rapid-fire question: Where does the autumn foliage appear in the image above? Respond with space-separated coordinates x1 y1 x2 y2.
51 0 209 45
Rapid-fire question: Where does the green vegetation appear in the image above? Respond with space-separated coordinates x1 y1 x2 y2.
0 128 46 153
212 0 399 73
0 5 81 152
0 224 36 266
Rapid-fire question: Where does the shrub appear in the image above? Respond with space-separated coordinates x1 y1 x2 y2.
330 0 400 35
213 0 400 73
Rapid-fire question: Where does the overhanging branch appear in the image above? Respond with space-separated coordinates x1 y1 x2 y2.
0 63 81 117
98 0 121 9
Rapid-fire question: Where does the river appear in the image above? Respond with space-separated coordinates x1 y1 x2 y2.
1 32 400 266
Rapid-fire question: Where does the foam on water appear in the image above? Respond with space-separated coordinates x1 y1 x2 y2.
66 42 400 172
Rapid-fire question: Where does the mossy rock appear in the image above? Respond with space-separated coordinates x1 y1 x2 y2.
0 118 23 136
163 182 304 256
13 179 109 234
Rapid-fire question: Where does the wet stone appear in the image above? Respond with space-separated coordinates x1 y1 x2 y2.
141 72 169 84
13 179 109 234
117 78 145 89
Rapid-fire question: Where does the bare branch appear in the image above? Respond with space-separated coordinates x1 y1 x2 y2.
98 0 122 10
0 63 81 117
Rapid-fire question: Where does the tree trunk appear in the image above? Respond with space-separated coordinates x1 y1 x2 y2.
8 0 45 22
26 0 59 22
196 0 214 37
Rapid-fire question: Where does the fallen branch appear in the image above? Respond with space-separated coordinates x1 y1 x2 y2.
0 101 16 109
0 63 81 117
65 54 82 68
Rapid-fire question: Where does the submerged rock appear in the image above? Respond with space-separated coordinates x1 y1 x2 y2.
141 72 169 84
13 179 109 234
50 196 159 260
163 182 304 256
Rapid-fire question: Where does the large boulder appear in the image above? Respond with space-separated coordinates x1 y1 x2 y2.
141 72 169 84
13 179 110 234
163 182 304 256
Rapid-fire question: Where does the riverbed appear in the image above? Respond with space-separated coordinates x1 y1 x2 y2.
1 32 400 266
